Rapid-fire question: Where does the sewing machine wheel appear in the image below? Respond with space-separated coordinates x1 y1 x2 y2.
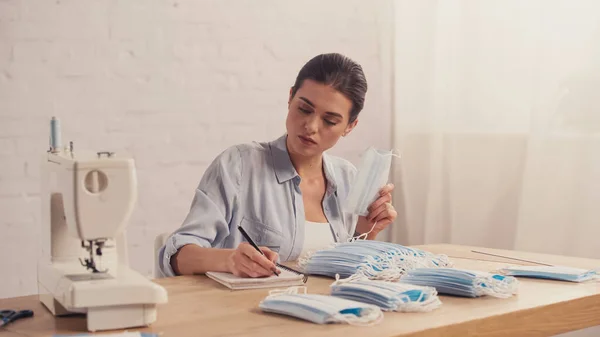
84 170 108 194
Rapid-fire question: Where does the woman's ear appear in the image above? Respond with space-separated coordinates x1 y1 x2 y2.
343 119 358 137
288 87 294 106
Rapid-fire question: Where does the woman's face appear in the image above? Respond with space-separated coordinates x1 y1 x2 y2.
285 79 358 158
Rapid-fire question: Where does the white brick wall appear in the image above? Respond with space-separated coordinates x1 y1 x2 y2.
0 0 393 298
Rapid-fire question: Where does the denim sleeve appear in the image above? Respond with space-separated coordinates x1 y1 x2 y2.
157 146 242 277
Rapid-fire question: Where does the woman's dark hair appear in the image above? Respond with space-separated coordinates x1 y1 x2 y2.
291 53 368 123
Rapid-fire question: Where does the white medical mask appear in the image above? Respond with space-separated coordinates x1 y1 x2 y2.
343 147 400 217
330 278 442 313
498 265 599 283
258 286 383 326
297 240 453 282
398 268 519 298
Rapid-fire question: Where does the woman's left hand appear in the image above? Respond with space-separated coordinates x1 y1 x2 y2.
355 183 397 240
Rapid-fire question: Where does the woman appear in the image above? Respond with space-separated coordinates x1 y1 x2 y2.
158 53 397 278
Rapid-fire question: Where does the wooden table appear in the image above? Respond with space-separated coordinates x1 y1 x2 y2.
2 244 600 337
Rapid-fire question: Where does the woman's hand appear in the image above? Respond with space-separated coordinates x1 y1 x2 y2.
227 242 281 278
355 183 397 240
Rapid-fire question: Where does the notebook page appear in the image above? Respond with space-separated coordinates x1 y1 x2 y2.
206 269 305 289
207 269 302 284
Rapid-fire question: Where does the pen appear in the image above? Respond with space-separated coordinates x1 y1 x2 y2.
238 226 280 277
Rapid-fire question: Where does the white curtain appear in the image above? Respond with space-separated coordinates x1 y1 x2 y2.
391 0 600 269
391 4 600 334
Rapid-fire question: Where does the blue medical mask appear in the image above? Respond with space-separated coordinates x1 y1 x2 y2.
258 287 383 326
330 277 442 313
498 265 599 283
297 240 453 281
398 268 519 298
343 147 399 217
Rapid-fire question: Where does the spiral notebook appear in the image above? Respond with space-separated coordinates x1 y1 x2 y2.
206 269 306 290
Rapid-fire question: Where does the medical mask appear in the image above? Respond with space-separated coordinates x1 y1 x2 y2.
297 240 452 282
343 147 400 217
497 265 599 283
398 268 519 298
330 277 442 313
258 286 383 326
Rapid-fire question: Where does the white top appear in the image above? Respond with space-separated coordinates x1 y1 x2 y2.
301 221 335 257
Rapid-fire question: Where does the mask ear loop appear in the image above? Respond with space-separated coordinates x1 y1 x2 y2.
490 265 513 276
296 242 338 271
413 287 443 312
338 243 453 284
333 307 384 327
267 286 308 298
474 274 518 298
339 246 417 282
349 221 379 242
386 150 402 159
356 253 408 282
433 253 453 268
397 290 442 313
331 273 369 286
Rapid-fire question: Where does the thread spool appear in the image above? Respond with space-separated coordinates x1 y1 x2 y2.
49 117 61 152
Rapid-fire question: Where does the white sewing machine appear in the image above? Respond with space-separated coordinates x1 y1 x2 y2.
37 117 168 332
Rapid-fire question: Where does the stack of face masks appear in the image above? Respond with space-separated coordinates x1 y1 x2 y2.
330 277 442 313
398 268 519 298
343 147 400 217
297 240 452 281
258 286 383 326
497 265 599 283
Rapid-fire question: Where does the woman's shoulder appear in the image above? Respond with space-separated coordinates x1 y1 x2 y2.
208 140 271 169
233 139 271 156
200 140 272 186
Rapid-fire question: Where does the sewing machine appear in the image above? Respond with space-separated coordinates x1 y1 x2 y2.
37 117 168 332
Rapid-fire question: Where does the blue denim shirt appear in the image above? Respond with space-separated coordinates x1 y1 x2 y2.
157 134 359 277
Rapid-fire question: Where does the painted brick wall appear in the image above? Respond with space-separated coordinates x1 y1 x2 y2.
0 0 393 298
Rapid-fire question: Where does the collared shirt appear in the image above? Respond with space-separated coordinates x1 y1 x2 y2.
157 134 359 277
